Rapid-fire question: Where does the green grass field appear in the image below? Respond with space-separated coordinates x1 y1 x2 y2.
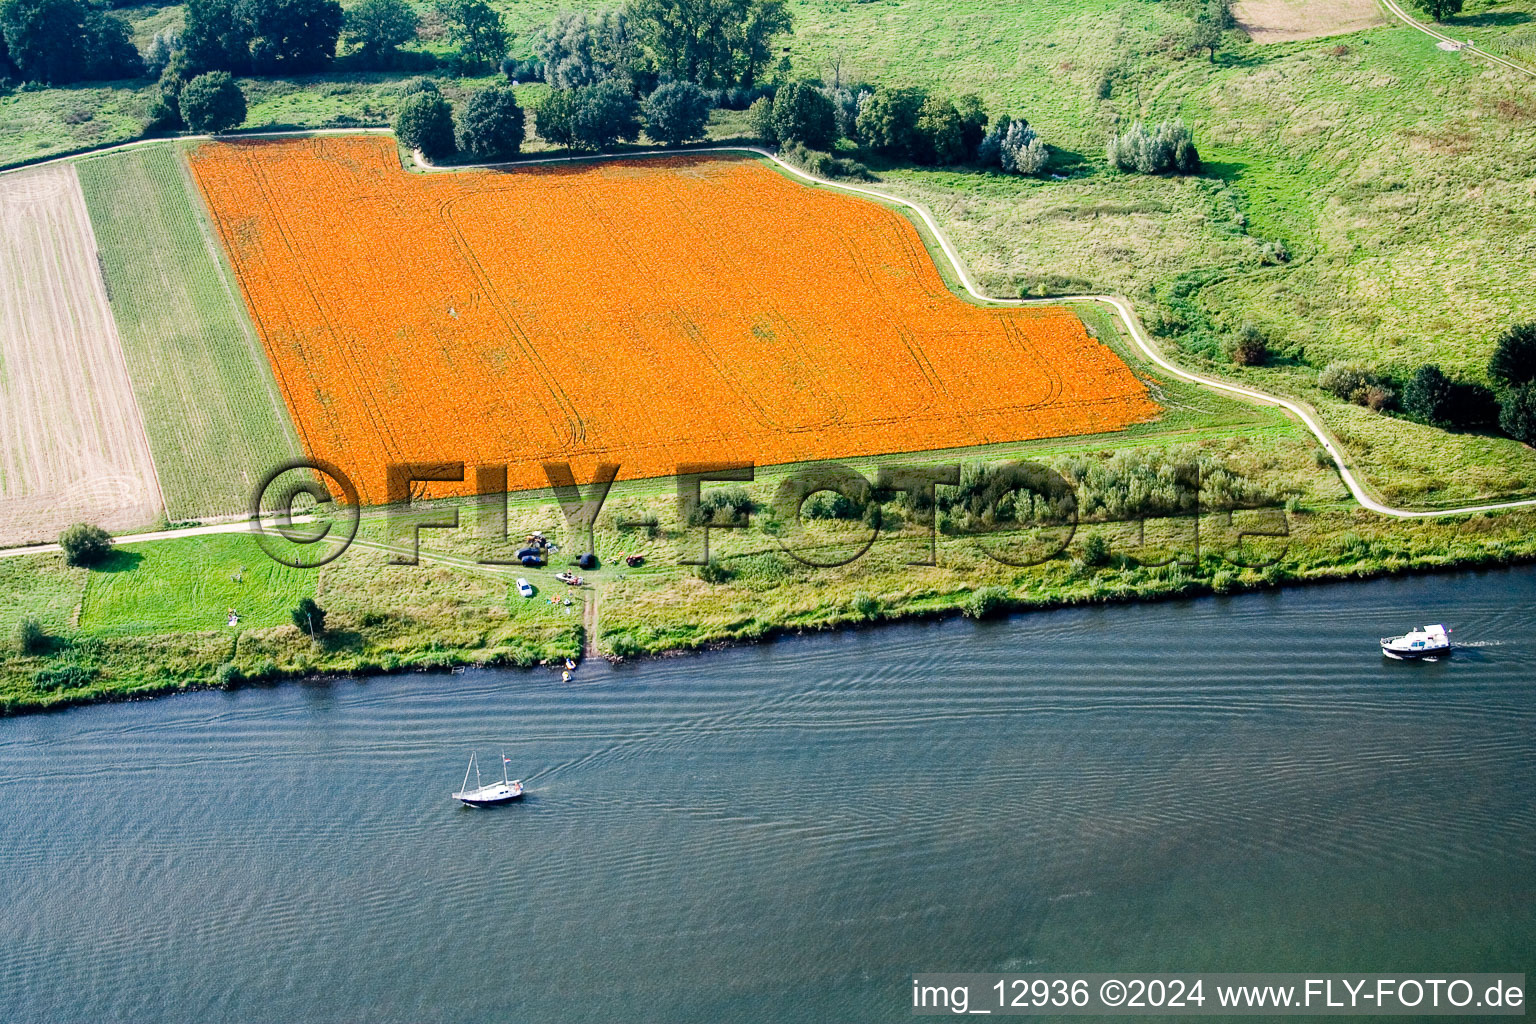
79 534 314 634
823 19 1536 503
0 558 87 636
77 146 302 521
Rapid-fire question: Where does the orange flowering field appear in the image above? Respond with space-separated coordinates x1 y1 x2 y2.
187 136 1159 504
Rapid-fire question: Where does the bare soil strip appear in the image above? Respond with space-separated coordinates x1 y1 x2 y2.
1234 0 1387 43
0 165 162 546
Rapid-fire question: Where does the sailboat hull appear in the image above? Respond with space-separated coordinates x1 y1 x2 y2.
452 781 525 807
456 792 524 807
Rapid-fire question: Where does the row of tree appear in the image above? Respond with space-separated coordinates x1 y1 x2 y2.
740 80 1056 175
0 0 141 84
518 6 1066 175
0 0 795 87
395 75 717 161
532 1 788 93
0 0 507 85
1317 323 1536 445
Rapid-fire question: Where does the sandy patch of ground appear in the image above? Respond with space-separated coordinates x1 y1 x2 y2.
1234 0 1389 43
0 165 163 546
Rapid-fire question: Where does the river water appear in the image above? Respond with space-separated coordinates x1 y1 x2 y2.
1 568 1533 1022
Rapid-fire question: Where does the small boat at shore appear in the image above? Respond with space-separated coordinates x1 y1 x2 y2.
1381 624 1451 660
452 752 524 807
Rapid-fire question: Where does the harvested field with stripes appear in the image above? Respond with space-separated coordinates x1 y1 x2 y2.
77 148 302 522
0 164 162 546
187 136 1160 505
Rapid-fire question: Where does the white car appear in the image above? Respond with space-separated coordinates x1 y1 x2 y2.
516 578 534 598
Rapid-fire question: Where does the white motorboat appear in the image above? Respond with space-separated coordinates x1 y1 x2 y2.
1381 623 1451 659
452 752 525 807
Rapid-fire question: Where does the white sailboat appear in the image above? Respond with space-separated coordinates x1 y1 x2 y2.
452 751 525 807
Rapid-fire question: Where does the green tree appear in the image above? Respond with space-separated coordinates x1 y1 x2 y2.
146 52 191 129
629 0 687 82
571 77 640 150
746 93 774 143
1402 364 1497 428
770 80 836 149
534 9 645 91
642 79 711 146
914 94 965 164
953 93 988 158
456 84 525 159
394 90 456 159
181 70 246 132
629 0 790 87
81 6 141 79
854 85 925 159
0 0 139 83
58 522 112 567
1413 0 1464 20
291 596 327 637
1186 15 1223 61
0 0 85 84
342 0 417 66
1106 120 1200 174
246 0 342 72
732 0 790 88
1402 364 1456 424
535 86 579 148
0 28 15 81
1489 322 1536 387
1500 383 1536 445
436 0 506 70
181 0 251 73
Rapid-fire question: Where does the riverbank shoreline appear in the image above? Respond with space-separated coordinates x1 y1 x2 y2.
8 542 1534 717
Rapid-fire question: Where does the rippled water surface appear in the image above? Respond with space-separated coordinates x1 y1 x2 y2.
2 569 1533 1022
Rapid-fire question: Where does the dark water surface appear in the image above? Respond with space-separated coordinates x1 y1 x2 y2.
2 569 1533 1022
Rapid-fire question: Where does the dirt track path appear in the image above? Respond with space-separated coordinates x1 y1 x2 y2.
1378 0 1536 79
0 165 163 546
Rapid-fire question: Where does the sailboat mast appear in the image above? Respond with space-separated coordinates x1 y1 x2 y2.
462 755 473 793
501 748 509 784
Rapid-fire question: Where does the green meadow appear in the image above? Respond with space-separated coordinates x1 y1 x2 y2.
78 535 313 635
